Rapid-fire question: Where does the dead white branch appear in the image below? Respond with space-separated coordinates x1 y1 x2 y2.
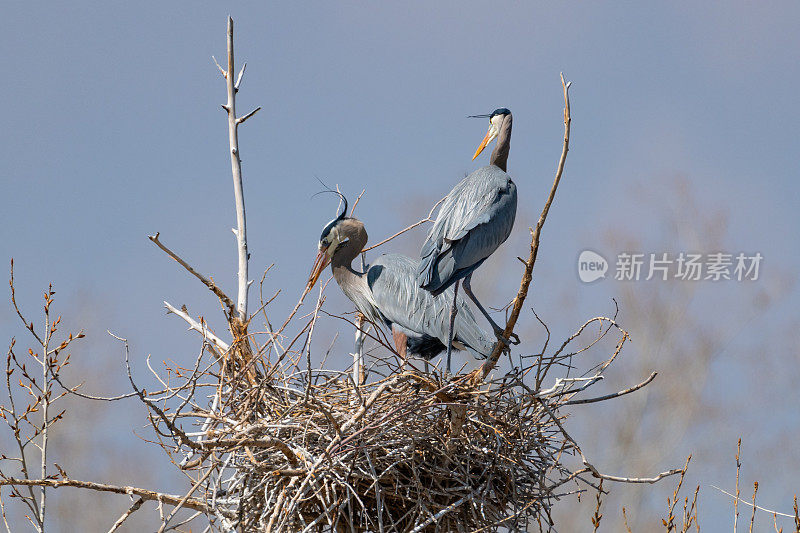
164 301 230 353
220 16 256 322
710 485 796 520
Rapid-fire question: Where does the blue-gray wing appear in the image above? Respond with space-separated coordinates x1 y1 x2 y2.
418 165 517 294
369 254 495 359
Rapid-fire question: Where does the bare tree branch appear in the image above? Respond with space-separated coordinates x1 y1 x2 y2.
0 478 212 513
156 468 214 533
149 232 236 317
222 16 253 322
107 497 145 533
236 106 261 125
711 485 797 520
564 372 657 406
163 301 230 353
362 196 446 253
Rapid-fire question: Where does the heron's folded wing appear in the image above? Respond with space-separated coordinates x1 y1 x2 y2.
370 254 494 357
438 166 515 245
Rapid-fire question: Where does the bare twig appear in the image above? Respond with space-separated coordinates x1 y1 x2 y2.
149 232 236 317
156 467 214 533
0 478 212 513
234 62 247 90
38 285 52 528
622 507 633 533
711 485 796 520
591 480 603 532
750 482 759 533
564 371 657 405
107 497 145 533
664 456 692 530
352 254 368 388
9 259 44 346
361 196 446 253
236 106 261 125
736 437 742 532
349 189 366 217
163 301 230 353
538 397 680 485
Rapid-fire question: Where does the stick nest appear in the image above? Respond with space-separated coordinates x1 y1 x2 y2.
172 312 634 532
222 370 568 531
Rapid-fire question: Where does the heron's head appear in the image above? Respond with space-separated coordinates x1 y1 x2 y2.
307 194 367 289
470 108 511 160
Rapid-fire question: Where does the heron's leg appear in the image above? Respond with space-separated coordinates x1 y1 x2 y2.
462 274 520 346
446 281 460 375
392 328 408 370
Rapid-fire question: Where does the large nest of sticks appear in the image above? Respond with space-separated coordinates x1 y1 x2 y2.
153 306 668 533
221 367 563 531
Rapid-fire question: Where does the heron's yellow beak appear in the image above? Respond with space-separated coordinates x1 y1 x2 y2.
472 127 498 160
307 246 332 289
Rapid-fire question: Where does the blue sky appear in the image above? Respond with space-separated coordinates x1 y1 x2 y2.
1 2 799 530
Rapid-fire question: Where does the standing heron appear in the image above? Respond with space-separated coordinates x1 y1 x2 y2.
417 108 518 370
307 195 496 367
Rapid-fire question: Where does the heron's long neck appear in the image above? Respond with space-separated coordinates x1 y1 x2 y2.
330 225 369 294
331 246 372 314
490 114 512 172
331 255 365 289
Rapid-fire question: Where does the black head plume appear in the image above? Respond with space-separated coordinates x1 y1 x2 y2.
468 108 511 119
334 191 348 221
313 186 349 241
312 178 349 219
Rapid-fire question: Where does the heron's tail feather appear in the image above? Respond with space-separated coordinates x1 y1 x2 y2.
405 334 445 361
418 245 460 297
454 309 495 360
459 337 494 360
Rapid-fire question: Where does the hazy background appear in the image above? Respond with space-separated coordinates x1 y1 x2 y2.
1 2 798 531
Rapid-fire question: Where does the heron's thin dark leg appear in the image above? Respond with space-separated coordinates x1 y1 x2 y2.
462 273 520 346
446 281 459 374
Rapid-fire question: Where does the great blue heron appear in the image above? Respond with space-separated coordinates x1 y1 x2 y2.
307 195 496 367
417 108 518 370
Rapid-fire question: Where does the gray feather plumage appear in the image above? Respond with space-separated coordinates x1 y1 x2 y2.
359 254 495 359
418 165 517 294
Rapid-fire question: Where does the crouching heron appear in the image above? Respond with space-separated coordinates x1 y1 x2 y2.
308 195 496 370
